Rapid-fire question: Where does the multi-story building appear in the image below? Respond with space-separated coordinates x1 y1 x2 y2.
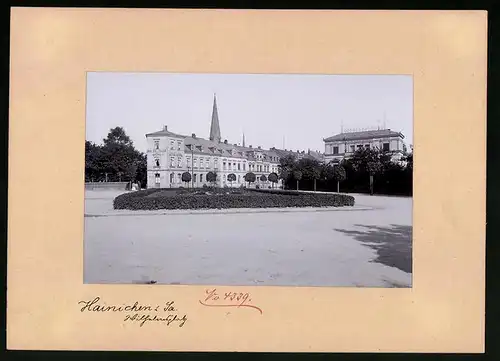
146 95 309 189
323 128 407 164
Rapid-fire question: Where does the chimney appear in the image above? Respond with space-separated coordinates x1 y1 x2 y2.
224 139 228 144
164 125 168 131
191 133 196 138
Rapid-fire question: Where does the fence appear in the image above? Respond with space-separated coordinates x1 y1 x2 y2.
85 182 130 190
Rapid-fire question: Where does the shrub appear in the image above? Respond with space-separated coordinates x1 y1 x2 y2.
181 172 191 185
202 184 208 189
113 188 355 210
244 172 256 187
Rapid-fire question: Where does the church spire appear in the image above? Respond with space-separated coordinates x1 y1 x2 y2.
209 93 221 143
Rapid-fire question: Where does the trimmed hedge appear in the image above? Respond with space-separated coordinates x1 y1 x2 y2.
113 188 355 210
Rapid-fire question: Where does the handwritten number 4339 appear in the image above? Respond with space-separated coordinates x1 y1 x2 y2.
200 288 263 315
205 289 250 302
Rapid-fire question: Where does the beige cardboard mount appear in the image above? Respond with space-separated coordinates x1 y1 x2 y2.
8 8 486 352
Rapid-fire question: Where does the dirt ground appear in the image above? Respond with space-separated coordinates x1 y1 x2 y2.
84 189 412 287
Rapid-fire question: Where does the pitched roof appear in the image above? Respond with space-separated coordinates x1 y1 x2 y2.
306 150 325 161
146 128 186 139
323 129 404 142
146 127 318 162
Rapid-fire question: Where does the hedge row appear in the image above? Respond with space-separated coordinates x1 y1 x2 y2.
113 189 355 210
246 188 307 196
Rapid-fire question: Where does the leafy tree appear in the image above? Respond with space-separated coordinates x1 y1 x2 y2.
227 173 236 187
85 141 104 182
297 158 321 191
206 171 217 188
321 162 336 184
278 154 295 188
244 172 256 188
403 152 413 172
333 165 347 193
268 172 278 188
86 127 147 186
135 152 147 188
293 170 302 191
103 126 133 147
347 148 388 195
100 141 138 182
182 172 192 188
260 174 267 182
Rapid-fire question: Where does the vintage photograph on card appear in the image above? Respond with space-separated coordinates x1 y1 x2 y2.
84 72 413 288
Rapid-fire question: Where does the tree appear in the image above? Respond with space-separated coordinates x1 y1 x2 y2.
268 172 278 188
279 169 290 189
244 172 256 188
182 172 192 188
135 152 147 189
85 141 104 182
297 158 321 192
347 148 388 195
278 154 296 189
260 174 267 182
333 165 347 193
206 171 217 188
321 162 336 185
86 127 145 184
293 170 302 191
103 126 133 147
227 173 236 187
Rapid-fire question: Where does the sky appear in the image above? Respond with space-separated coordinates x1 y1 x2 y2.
86 73 413 153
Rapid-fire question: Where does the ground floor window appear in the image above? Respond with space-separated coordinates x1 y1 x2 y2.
170 173 174 183
155 173 160 184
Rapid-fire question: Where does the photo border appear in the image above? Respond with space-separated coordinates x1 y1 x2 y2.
7 7 486 353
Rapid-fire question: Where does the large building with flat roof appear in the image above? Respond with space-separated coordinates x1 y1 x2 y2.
323 128 407 164
145 95 322 188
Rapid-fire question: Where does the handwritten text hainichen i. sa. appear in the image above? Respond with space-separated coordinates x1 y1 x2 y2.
78 297 188 327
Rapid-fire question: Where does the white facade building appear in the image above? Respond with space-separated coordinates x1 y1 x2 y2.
323 128 407 164
146 95 292 189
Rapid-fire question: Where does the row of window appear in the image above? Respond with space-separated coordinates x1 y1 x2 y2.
331 142 390 155
154 172 277 184
154 139 281 163
153 153 281 173
153 139 185 151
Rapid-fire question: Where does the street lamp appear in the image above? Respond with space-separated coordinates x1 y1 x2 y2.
191 145 194 190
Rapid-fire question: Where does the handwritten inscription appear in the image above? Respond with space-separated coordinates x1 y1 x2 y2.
199 288 263 314
78 297 188 327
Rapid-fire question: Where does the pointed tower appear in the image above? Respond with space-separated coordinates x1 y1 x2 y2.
242 132 246 147
209 93 221 143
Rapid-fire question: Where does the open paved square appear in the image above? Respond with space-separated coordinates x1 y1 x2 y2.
84 190 412 287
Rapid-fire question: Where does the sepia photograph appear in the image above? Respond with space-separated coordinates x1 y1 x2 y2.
84 72 413 287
